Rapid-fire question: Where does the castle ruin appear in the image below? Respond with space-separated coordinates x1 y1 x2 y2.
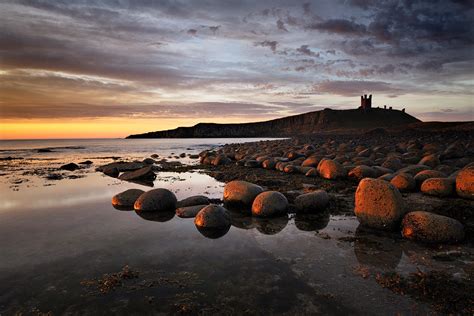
359 94 372 111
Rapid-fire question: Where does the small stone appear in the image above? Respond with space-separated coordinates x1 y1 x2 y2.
79 160 93 165
177 195 210 208
390 173 416 192
301 156 320 167
143 158 155 164
176 205 208 218
421 178 454 197
348 165 376 182
134 188 177 212
60 163 80 171
251 191 289 217
103 167 119 178
414 170 446 187
305 168 318 177
294 190 329 213
119 166 156 182
419 154 440 168
354 178 406 230
112 189 145 208
401 211 464 243
317 159 345 180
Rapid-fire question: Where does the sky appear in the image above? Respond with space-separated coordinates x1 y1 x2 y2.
0 0 473 139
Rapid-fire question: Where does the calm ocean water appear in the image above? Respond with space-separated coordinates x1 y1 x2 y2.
0 138 280 160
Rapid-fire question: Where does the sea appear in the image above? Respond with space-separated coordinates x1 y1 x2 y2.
0 138 441 314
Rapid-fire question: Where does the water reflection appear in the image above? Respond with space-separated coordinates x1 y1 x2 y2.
294 213 330 232
254 216 288 235
353 224 402 270
196 225 231 239
112 204 134 211
135 210 175 222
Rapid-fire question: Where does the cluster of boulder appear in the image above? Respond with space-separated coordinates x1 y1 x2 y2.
111 179 331 238
355 178 465 243
198 137 473 200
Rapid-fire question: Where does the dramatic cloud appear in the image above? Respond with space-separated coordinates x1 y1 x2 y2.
0 0 472 127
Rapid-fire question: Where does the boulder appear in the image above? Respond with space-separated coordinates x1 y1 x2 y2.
223 180 264 209
413 170 446 187
112 189 145 208
97 161 146 172
421 178 454 197
401 211 464 243
177 195 210 208
398 165 430 175
390 173 416 192
456 166 474 200
143 158 155 164
194 204 231 228
251 191 289 217
176 204 208 218
134 188 177 212
294 190 329 213
119 166 156 182
103 166 119 178
79 160 93 165
348 165 376 182
301 156 320 167
354 178 405 230
60 163 80 171
317 159 345 180
419 154 440 168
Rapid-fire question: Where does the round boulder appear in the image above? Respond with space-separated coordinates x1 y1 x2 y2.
112 189 145 209
418 154 440 168
294 190 329 213
390 173 416 192
456 166 474 200
421 178 454 197
134 188 177 212
317 159 345 180
401 211 464 243
301 156 320 168
251 191 288 217
414 170 446 188
223 180 264 209
194 204 231 228
354 178 405 230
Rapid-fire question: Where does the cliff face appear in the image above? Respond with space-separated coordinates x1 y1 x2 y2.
126 108 421 138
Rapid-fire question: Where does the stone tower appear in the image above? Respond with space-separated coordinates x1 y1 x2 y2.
360 94 372 110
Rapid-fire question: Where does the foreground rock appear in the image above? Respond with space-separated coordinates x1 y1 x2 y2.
112 189 145 208
223 180 263 209
456 166 474 199
177 195 210 208
251 191 288 217
354 178 405 230
176 204 208 218
401 211 464 243
194 204 231 228
118 166 156 182
294 190 329 213
60 163 80 171
134 188 177 212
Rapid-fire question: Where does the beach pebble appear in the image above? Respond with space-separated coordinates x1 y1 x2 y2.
134 188 177 212
103 166 119 178
419 154 440 168
251 191 288 217
112 189 145 208
223 180 264 208
301 156 320 167
414 170 446 187
421 178 454 197
354 178 405 230
398 164 430 175
194 204 231 228
262 159 276 169
456 166 474 200
382 157 403 171
317 159 345 180
401 211 464 243
294 190 329 213
177 195 210 208
348 165 376 182
78 160 93 165
118 166 156 182
305 168 318 177
176 204 208 218
60 163 80 171
143 158 155 164
390 173 416 192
